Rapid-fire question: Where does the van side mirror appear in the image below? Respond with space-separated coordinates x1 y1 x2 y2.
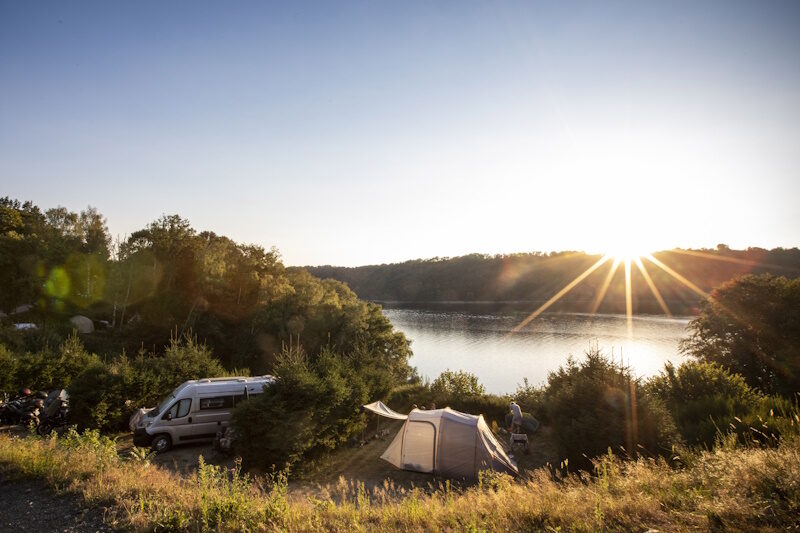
165 412 173 421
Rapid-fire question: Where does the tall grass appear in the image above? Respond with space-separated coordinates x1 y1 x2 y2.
1 425 799 531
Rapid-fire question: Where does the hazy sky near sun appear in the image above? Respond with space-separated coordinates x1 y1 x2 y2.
2 1 799 266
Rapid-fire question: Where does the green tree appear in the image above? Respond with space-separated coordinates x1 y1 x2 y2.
544 348 679 470
431 369 486 397
682 274 800 396
232 346 372 470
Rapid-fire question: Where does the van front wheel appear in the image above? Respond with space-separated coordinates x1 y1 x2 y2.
151 434 171 453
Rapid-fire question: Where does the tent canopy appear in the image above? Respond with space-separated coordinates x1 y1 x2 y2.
376 406 518 480
362 400 408 420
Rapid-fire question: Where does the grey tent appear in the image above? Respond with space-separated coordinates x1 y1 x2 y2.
366 405 518 479
70 315 94 334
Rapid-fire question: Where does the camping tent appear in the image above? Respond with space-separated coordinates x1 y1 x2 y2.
362 400 408 420
368 405 518 479
70 315 94 334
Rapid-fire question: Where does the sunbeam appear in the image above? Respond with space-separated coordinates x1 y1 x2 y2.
664 249 800 272
625 259 633 338
634 257 672 317
510 247 759 339
643 254 709 299
590 258 620 314
511 255 611 334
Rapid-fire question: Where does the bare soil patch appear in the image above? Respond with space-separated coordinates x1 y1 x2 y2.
0 475 112 533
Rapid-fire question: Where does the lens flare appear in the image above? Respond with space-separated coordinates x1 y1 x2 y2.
510 247 742 340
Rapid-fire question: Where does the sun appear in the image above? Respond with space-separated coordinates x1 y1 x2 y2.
604 243 652 263
510 240 722 339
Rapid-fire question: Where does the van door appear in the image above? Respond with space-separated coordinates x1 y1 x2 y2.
192 394 237 441
158 398 193 442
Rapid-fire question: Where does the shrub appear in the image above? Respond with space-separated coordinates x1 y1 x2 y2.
513 377 547 423
68 357 131 431
385 372 509 424
543 348 680 470
68 335 227 431
649 361 796 447
0 343 18 392
431 369 486 397
233 346 373 471
14 331 100 391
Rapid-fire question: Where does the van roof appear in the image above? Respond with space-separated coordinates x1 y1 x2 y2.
177 375 275 394
189 375 275 385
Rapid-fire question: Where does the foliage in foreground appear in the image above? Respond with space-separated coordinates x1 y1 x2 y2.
233 341 408 471
648 360 797 447
1 428 799 532
538 348 680 470
67 335 229 431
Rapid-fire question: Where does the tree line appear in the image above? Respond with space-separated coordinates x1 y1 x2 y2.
0 198 410 375
0 198 415 467
307 247 800 315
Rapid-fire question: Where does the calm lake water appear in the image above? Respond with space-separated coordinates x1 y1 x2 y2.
382 307 692 394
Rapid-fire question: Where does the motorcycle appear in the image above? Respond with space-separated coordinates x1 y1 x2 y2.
36 389 70 436
0 389 41 427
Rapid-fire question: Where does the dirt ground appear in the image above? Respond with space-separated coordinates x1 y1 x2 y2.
0 475 112 533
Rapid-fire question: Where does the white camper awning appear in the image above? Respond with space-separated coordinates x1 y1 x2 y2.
362 401 408 420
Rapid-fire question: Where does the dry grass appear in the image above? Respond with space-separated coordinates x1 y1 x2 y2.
1 428 799 531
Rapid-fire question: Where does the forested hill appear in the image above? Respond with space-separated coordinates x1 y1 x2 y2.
0 198 411 378
307 247 800 316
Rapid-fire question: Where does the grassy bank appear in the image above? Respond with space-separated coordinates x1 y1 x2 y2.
1 429 799 531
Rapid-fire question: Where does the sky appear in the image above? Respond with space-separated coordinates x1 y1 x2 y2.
1 1 799 266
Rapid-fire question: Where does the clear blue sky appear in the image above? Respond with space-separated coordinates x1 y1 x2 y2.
2 1 799 266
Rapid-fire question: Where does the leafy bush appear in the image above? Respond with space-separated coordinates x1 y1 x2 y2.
232 346 372 470
13 331 100 391
543 348 680 470
68 335 227 431
0 343 18 392
648 361 796 447
385 374 509 426
431 369 486 397
513 377 547 424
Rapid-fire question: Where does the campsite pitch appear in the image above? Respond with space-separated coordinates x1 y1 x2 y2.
114 418 558 498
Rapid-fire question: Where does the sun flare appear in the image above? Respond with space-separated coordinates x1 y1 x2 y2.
604 244 653 263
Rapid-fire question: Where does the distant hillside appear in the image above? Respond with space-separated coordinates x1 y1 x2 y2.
306 247 800 315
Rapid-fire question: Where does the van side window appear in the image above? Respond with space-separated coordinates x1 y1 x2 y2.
199 396 234 410
164 398 191 419
231 392 262 406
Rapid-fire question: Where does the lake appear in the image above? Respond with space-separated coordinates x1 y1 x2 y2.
382 307 692 394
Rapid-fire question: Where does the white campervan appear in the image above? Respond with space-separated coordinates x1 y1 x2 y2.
132 376 274 452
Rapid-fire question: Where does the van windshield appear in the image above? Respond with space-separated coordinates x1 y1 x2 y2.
154 393 176 416
153 383 190 415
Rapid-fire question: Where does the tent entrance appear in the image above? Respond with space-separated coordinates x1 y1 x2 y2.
402 421 436 473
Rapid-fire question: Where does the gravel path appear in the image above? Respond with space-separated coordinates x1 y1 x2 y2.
0 475 113 532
